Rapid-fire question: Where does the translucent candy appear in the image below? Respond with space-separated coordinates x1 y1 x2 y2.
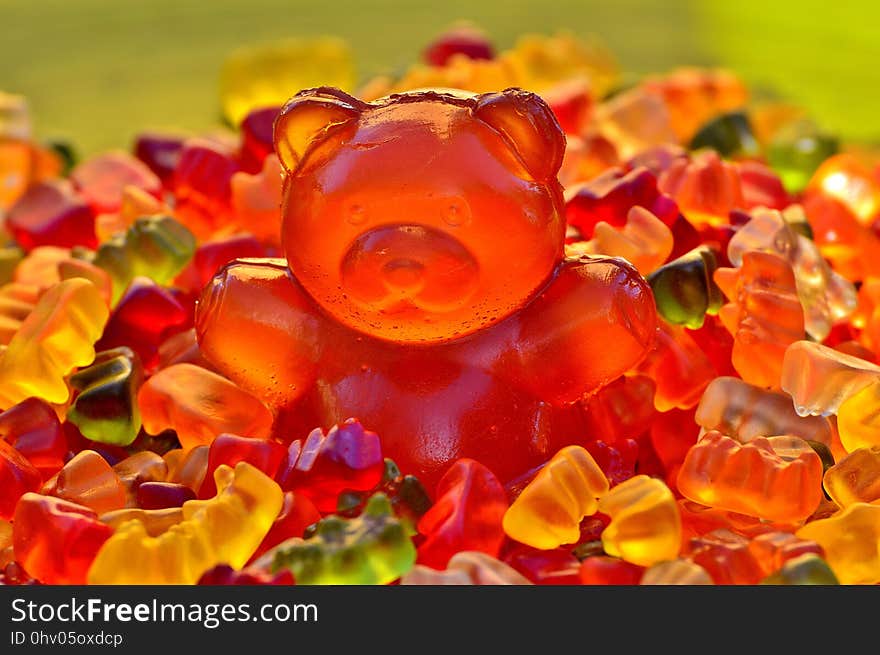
277 419 384 513
642 67 749 143
761 553 839 585
113 451 168 507
640 558 713 585
836 381 880 452
646 245 723 329
0 397 66 479
695 376 833 446
138 363 274 449
0 281 39 345
401 551 531 586
780 340 880 417
6 180 96 250
727 206 857 340
13 493 113 584
67 347 143 446
92 216 196 305
0 278 108 408
768 121 838 194
598 475 681 567
229 154 284 244
689 111 759 159
595 87 677 160
715 250 805 389
659 150 745 227
565 206 673 276
266 493 416 585
0 439 41 519
220 37 356 128
88 462 283 584
503 446 608 550
417 459 507 567
796 502 880 585
70 151 162 215
43 450 126 515
677 432 823 523
822 446 880 507
806 153 880 226
635 320 716 411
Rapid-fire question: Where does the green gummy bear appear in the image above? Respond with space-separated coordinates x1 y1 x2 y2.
768 120 839 194
92 216 196 304
647 246 723 329
689 111 759 159
271 493 416 585
337 458 432 526
761 553 839 585
67 347 143 446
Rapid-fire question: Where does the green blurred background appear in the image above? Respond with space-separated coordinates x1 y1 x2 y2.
1 0 878 155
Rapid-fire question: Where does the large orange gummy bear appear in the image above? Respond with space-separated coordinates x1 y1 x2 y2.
196 87 656 490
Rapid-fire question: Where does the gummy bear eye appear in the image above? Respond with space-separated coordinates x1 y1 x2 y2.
442 197 472 227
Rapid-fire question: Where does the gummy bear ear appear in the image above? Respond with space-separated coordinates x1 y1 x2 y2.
273 87 366 172
473 88 566 182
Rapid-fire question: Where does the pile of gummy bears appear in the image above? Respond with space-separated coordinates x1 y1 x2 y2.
2 24 880 587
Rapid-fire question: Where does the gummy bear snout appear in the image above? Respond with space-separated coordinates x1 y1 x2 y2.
340 224 479 311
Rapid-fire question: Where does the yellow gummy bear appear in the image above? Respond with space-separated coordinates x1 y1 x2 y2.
796 503 880 585
503 445 609 550
0 278 108 408
87 462 283 585
598 475 682 567
836 380 880 453
220 37 356 128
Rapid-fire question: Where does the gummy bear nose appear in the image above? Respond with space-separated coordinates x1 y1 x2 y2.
341 224 478 311
382 258 425 293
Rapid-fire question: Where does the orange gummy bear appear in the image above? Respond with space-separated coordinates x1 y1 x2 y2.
196 87 657 490
677 431 823 523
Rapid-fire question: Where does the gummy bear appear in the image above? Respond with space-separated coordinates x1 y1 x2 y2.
0 397 66 479
822 446 880 507
417 459 507 568
138 363 274 449
43 450 127 514
677 432 823 523
13 493 113 584
266 493 416 585
714 251 805 389
564 205 673 276
0 440 41 519
196 87 657 490
726 206 856 341
761 553 839 585
88 462 283 584
503 446 608 550
0 278 108 408
597 474 680 567
781 340 880 417
640 558 713 585
67 347 143 446
646 245 723 329
796 503 880 584
695 376 833 446
402 551 531 585
276 418 384 513
92 215 196 305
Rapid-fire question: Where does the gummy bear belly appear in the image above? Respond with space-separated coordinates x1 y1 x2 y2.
275 364 587 491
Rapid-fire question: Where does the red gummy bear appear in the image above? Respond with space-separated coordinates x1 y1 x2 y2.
196 88 657 490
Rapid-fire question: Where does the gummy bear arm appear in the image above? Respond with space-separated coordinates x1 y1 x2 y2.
195 258 323 411
510 256 657 406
